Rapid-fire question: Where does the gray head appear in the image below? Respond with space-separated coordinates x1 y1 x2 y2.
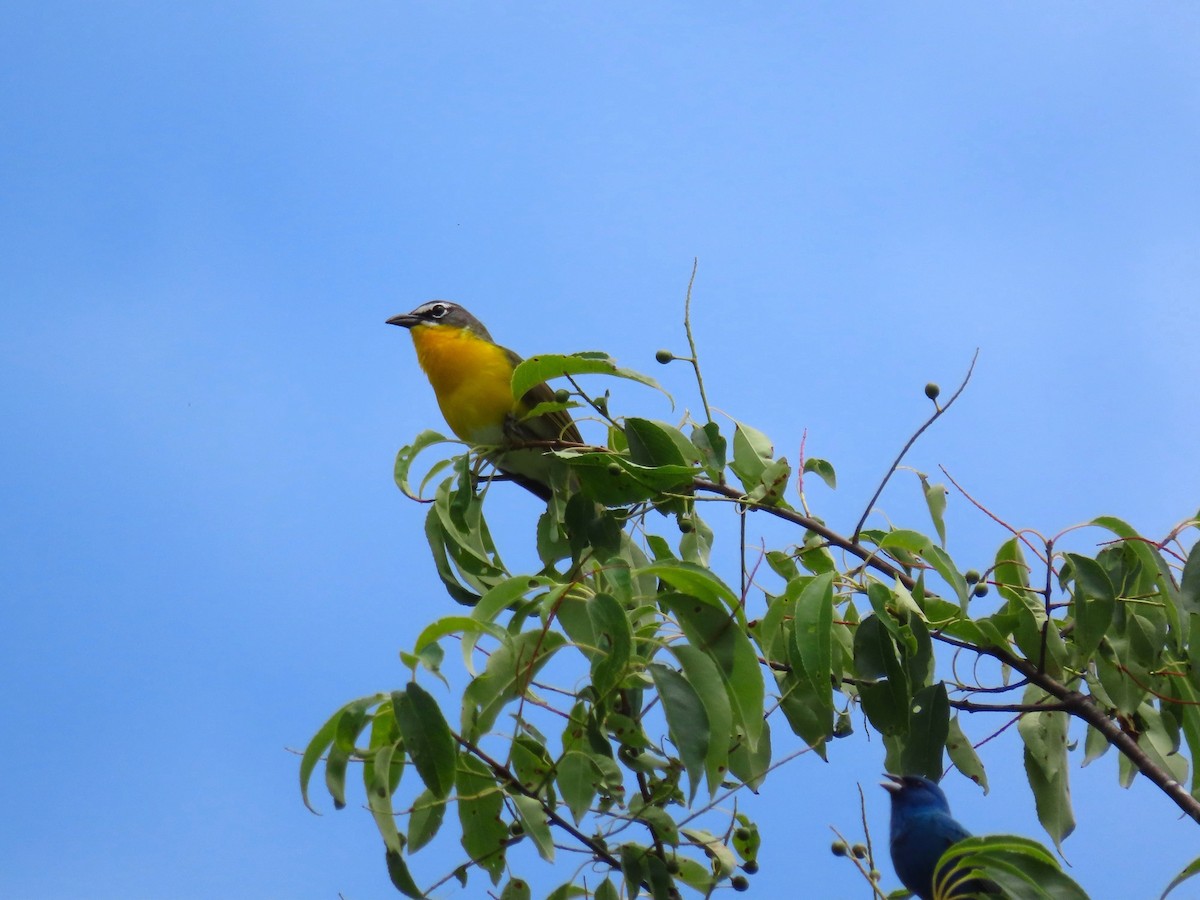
385 301 494 342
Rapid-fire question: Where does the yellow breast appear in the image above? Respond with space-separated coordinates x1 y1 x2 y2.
409 324 516 444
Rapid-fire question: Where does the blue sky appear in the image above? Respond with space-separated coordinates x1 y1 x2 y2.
3 4 1199 898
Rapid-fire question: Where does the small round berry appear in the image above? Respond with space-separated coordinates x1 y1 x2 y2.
655 349 675 364
924 382 941 400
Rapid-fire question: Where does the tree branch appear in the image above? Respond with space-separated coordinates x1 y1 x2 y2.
452 733 630 875
700 475 1200 826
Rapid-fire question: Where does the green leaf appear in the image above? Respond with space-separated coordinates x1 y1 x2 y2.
919 543 969 611
510 352 668 404
1176 682 1200 797
394 429 456 500
936 835 1088 900
748 456 791 506
1136 702 1188 785
946 716 988 793
556 750 600 824
633 804 680 846
1064 553 1116 661
993 536 1038 612
679 511 714 567
620 843 648 899
456 753 507 883
854 617 910 737
728 719 772 790
393 683 457 800
473 575 555 624
729 420 773 492
1091 515 1184 652
384 848 424 898
900 612 934 689
671 643 733 795
510 735 556 797
660 594 764 751
639 559 740 610
462 630 567 739
546 883 589 900
511 792 555 861
588 592 633 697
919 475 948 547
300 704 344 813
324 695 383 810
681 828 737 878
1161 854 1200 899
853 612 897 679
648 663 711 802
803 456 837 490
407 787 446 852
413 615 506 659
1082 723 1110 767
878 529 930 554
424 504 485 606
775 670 831 757
790 571 835 716
901 682 949 781
691 422 727 480
1018 687 1074 852
674 856 718 894
1095 640 1147 715
624 417 694 467
365 740 404 853
1181 541 1200 615
500 877 533 900
565 452 695 505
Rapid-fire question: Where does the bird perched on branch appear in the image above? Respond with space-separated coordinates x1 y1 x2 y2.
883 774 993 900
387 301 582 500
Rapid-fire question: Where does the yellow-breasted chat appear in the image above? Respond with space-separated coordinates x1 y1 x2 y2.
386 300 582 500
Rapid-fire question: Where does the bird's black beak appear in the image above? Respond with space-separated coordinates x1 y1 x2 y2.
881 773 903 793
386 313 421 329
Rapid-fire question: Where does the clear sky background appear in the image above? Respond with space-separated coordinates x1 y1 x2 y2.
3 4 1200 898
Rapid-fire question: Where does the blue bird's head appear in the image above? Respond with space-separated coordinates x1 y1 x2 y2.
881 774 953 816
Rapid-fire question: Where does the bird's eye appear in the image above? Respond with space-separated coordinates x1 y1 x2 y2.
430 304 447 319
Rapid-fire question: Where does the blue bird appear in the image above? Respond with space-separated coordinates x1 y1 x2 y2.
882 774 992 900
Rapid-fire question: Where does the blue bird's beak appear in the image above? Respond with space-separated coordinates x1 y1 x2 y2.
881 773 903 793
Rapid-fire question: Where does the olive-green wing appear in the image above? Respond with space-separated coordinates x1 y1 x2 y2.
503 347 583 445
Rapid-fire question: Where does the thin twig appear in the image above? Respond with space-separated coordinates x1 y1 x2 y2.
939 465 1047 565
453 733 622 866
852 350 979 541
829 824 890 900
682 258 714 425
